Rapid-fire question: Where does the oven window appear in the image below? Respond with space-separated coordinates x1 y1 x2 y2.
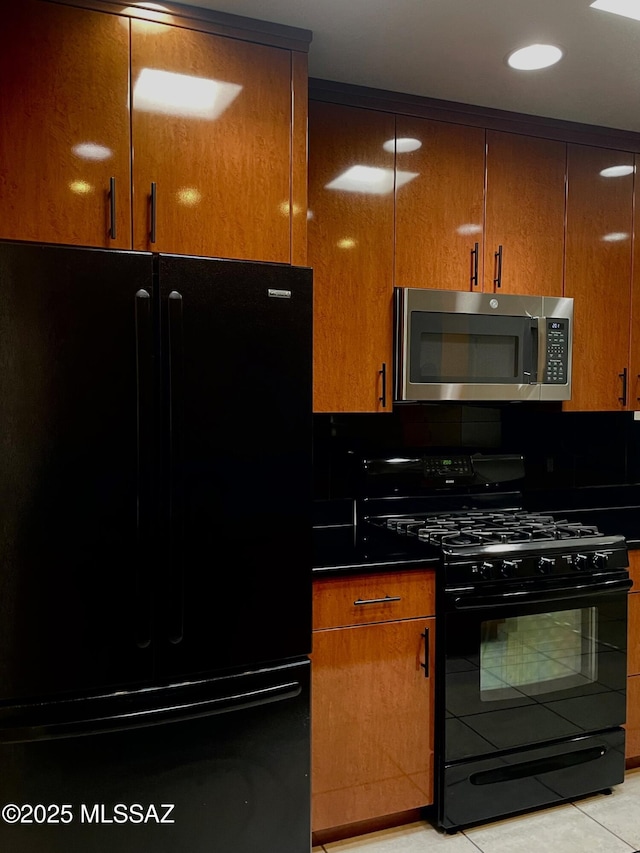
419 332 518 381
480 609 598 701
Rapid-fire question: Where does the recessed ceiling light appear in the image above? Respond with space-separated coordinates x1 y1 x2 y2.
506 44 564 70
599 164 635 177
590 0 640 22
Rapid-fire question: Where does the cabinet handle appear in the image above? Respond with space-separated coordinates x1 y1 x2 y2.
471 242 479 287
494 245 503 289
353 595 401 606
420 627 430 678
150 181 157 244
619 367 628 406
109 176 117 240
379 362 387 408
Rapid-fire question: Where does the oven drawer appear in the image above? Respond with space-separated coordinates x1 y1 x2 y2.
313 570 435 630
440 728 625 831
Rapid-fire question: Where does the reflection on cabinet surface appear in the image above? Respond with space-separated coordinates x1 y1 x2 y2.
311 570 436 832
484 131 566 296
0 0 132 248
131 19 301 261
2 0 310 263
564 144 634 412
394 118 485 292
308 101 394 413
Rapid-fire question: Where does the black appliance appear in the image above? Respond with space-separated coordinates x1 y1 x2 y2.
359 453 630 832
0 240 313 852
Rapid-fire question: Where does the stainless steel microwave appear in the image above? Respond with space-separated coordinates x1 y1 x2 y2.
394 288 573 402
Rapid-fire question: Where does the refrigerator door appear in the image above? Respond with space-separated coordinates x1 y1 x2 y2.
0 659 310 853
0 241 155 701
157 255 313 677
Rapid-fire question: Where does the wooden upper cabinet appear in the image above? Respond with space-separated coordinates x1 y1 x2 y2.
484 131 566 295
131 20 298 262
308 102 395 413
564 144 634 412
394 118 485 291
0 0 132 248
629 152 640 408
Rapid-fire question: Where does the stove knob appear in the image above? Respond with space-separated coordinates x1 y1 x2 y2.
500 560 519 578
538 556 555 574
474 561 493 580
573 553 589 571
593 552 609 570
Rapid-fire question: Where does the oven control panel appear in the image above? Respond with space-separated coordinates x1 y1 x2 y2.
445 539 629 588
423 455 473 483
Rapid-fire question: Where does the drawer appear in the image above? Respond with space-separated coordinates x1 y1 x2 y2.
313 570 436 630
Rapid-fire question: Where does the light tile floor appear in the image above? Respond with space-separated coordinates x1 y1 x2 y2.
313 769 640 853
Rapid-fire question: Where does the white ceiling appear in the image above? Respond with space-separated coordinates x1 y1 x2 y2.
177 0 640 134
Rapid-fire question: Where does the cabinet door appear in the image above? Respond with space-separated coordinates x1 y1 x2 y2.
395 118 485 291
308 102 394 412
564 145 634 412
311 617 435 831
0 0 131 248
131 20 293 261
484 131 565 296
629 153 640 407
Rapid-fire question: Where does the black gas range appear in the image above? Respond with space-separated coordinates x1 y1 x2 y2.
358 452 631 832
366 506 628 588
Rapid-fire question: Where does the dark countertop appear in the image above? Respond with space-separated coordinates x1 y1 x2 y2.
313 503 640 575
313 525 439 576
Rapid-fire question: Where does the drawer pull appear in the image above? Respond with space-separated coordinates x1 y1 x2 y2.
353 595 401 606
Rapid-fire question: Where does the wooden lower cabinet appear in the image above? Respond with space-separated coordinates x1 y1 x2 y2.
311 571 435 832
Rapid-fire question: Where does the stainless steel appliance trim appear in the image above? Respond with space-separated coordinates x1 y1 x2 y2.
394 288 574 402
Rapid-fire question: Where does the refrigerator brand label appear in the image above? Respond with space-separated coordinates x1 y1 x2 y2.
268 289 292 299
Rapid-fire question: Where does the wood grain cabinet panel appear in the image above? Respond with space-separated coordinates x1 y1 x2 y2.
0 0 132 248
629 152 640 407
564 145 634 412
627 674 640 760
131 20 294 261
311 615 435 831
394 118 485 292
308 102 395 413
484 131 566 296
313 570 436 630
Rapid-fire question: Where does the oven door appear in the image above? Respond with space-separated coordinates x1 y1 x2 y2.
443 576 630 764
438 575 631 830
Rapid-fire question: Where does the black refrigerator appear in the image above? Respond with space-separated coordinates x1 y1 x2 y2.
0 240 313 852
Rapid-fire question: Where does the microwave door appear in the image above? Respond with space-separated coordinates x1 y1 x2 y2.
405 310 542 401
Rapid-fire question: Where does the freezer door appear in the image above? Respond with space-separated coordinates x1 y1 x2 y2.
0 659 310 853
157 255 313 677
0 242 155 700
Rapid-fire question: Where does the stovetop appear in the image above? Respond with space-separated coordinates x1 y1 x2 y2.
357 453 629 586
368 509 603 548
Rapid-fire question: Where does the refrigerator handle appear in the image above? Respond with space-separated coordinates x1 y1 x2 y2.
167 290 185 644
135 289 153 649
0 681 302 744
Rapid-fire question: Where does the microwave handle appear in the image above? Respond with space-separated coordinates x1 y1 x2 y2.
523 318 539 384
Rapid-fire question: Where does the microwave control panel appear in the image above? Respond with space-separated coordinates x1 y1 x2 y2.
544 319 569 384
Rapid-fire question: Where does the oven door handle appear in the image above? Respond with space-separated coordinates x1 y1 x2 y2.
450 577 632 610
